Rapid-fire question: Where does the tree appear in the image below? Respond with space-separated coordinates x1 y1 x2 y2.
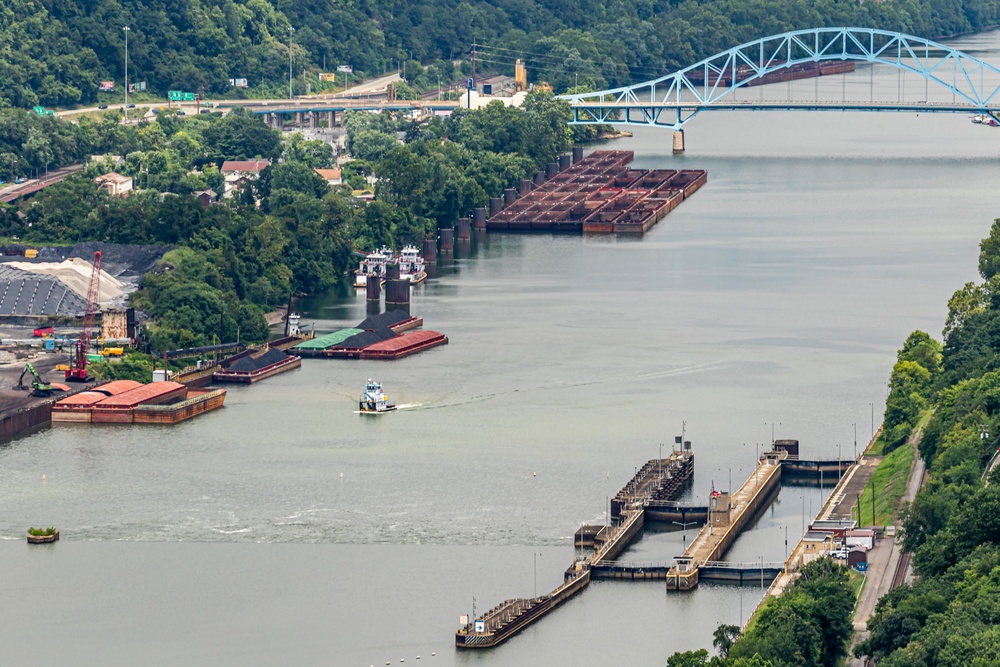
666 649 709 667
979 217 1000 280
712 624 740 658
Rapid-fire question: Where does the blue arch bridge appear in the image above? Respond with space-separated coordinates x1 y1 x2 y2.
559 27 1000 150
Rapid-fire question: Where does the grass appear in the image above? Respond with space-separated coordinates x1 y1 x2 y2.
848 569 866 609
865 408 934 457
853 441 915 527
27 527 57 536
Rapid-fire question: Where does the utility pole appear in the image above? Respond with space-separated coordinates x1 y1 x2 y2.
471 37 477 90
123 26 130 122
288 26 295 100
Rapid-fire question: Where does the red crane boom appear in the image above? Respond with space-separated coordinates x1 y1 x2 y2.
66 251 101 382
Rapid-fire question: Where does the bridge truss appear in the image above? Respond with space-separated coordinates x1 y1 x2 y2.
561 27 1000 129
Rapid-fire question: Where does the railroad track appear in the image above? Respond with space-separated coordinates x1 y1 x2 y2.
890 549 911 589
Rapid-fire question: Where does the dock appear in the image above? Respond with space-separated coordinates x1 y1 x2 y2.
457 446 694 649
458 438 854 648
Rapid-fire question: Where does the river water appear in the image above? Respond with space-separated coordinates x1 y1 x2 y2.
4 31 1000 667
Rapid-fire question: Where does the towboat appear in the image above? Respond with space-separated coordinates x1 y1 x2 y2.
359 379 396 413
354 247 392 288
397 244 427 284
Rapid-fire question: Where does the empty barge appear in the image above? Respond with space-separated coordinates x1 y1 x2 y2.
486 151 706 235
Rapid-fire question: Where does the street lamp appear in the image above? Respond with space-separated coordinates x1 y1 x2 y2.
288 26 295 100
123 26 130 122
672 519 697 552
870 402 874 441
533 551 542 598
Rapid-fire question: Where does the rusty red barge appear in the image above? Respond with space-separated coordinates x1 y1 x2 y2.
486 151 706 234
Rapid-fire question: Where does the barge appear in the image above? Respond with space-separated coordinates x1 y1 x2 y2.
52 381 226 424
213 348 301 383
686 59 855 86
359 330 448 360
486 151 706 235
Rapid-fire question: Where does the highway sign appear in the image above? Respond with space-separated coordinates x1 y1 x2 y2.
168 91 197 102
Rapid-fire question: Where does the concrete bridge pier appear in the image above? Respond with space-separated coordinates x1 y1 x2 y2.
327 111 335 128
672 130 685 153
296 111 303 126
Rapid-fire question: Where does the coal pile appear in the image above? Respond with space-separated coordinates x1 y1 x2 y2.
37 242 173 277
226 348 290 372
356 310 410 331
334 328 397 350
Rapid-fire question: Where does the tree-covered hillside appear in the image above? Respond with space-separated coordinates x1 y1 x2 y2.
4 0 1000 107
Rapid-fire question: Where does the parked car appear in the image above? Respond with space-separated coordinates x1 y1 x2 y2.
98 104 108 109
126 103 136 108
830 547 849 560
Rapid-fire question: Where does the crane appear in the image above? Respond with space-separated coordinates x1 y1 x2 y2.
66 250 101 382
14 362 69 396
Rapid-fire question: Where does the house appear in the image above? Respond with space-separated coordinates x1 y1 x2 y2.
95 172 133 197
220 160 270 177
193 189 218 207
220 160 270 198
314 168 342 186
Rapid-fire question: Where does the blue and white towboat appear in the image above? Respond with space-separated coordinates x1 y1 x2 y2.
359 379 396 413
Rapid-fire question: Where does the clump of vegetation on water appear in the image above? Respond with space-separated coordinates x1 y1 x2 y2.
27 527 57 536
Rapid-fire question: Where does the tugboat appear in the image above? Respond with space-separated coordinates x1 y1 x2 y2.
359 379 396 413
354 247 392 288
397 244 427 284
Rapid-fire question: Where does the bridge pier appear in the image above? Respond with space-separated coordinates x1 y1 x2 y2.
672 130 685 153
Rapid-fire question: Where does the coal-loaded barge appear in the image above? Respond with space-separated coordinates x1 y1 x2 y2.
290 310 447 360
484 151 705 234
212 347 301 384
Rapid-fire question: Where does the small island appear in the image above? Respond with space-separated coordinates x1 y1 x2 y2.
26 527 59 544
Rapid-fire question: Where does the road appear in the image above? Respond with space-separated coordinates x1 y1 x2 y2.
848 424 928 665
56 73 403 119
0 163 86 204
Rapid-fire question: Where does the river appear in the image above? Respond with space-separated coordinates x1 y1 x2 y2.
3 30 1000 667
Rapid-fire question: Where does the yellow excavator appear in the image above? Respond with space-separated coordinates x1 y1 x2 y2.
13 362 70 397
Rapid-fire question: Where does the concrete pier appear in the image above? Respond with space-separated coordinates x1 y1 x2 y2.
665 450 786 590
458 449 694 649
672 130 685 153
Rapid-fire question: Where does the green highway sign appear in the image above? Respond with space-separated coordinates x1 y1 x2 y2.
168 91 197 102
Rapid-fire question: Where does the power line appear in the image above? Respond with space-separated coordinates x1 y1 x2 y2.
477 41 669 77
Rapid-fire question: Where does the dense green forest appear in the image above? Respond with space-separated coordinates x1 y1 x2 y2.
0 93 572 349
4 0 1000 107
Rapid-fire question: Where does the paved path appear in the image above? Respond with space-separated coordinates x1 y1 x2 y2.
848 422 929 665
